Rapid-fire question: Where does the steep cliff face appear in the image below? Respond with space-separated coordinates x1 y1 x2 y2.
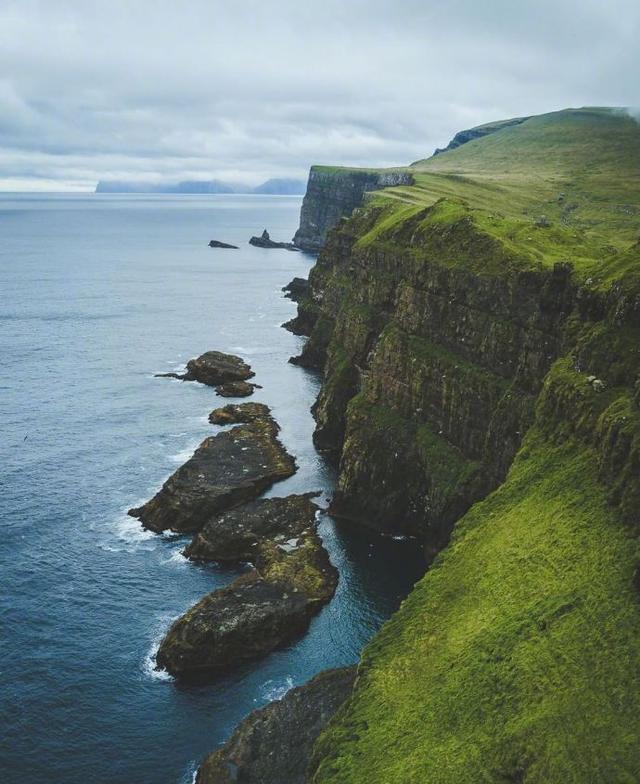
292 166 413 252
293 108 640 782
293 199 577 556
431 115 530 156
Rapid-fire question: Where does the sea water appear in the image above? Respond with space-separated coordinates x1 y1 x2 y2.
0 193 424 783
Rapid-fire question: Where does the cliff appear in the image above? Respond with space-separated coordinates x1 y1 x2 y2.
292 166 413 252
286 108 640 781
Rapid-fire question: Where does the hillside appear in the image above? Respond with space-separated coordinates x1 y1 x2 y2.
282 108 640 783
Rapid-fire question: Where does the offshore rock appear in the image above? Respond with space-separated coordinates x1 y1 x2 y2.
155 351 254 395
195 666 356 784
208 240 239 249
249 229 298 251
185 493 320 562
128 408 296 533
215 379 260 398
156 527 337 676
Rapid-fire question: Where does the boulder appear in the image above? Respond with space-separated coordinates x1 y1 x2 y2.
155 351 254 394
208 402 270 425
282 277 309 302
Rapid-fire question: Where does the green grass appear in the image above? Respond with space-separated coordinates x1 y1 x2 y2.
361 108 640 278
312 428 640 783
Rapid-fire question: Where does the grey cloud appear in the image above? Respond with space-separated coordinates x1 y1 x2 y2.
0 0 638 190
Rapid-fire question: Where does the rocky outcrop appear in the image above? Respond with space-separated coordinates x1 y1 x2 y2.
185 493 320 562
430 116 530 156
156 510 337 677
208 240 239 249
292 166 413 252
208 402 270 425
156 350 258 396
195 666 356 784
249 229 298 250
283 277 309 301
128 406 296 533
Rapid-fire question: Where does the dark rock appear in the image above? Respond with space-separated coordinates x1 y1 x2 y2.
183 351 254 387
185 493 320 562
282 277 309 302
208 402 271 425
215 380 260 398
208 240 239 249
156 527 337 676
249 229 299 251
128 409 296 533
293 167 413 252
195 666 356 784
155 351 254 392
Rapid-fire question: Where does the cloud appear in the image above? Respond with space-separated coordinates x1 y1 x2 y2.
0 0 638 190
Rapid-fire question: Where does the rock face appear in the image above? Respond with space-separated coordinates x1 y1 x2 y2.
196 666 356 784
156 510 337 677
282 276 309 301
289 199 577 559
249 229 298 251
185 493 320 562
128 407 296 533
208 240 239 249
292 166 413 252
155 350 257 396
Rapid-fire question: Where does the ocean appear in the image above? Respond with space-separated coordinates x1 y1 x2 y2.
0 193 424 783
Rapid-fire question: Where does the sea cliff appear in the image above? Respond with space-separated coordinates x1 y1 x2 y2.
282 108 640 781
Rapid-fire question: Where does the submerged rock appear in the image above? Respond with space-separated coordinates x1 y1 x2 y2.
249 229 298 251
128 409 296 533
155 351 254 395
208 240 239 249
185 493 320 562
195 666 356 784
156 527 337 676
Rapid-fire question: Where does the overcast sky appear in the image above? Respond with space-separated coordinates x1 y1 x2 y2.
0 0 638 191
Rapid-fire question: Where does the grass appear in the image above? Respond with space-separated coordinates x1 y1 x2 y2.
360 108 640 278
312 428 640 783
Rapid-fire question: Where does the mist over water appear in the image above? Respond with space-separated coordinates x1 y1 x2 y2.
0 194 425 784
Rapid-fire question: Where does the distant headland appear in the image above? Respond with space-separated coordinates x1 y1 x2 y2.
94 177 305 195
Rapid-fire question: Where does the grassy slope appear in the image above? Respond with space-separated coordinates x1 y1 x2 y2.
374 108 640 276
310 109 640 783
313 428 640 783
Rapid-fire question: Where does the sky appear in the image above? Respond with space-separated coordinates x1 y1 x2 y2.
0 0 638 191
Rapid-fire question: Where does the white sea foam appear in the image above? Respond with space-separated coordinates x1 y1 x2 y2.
169 441 200 464
161 547 188 567
258 675 294 703
142 616 177 682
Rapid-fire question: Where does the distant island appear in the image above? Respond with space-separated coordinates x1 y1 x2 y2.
94 177 305 195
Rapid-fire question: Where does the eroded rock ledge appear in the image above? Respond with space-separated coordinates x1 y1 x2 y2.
156 492 337 677
128 404 296 533
196 666 356 784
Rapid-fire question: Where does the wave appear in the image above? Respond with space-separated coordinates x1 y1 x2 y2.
142 616 177 682
258 675 294 703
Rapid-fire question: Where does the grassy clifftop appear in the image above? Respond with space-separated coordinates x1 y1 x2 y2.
298 108 640 782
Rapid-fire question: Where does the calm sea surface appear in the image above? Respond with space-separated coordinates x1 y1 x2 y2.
0 193 424 783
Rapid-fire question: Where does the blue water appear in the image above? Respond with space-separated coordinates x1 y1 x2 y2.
0 194 425 784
